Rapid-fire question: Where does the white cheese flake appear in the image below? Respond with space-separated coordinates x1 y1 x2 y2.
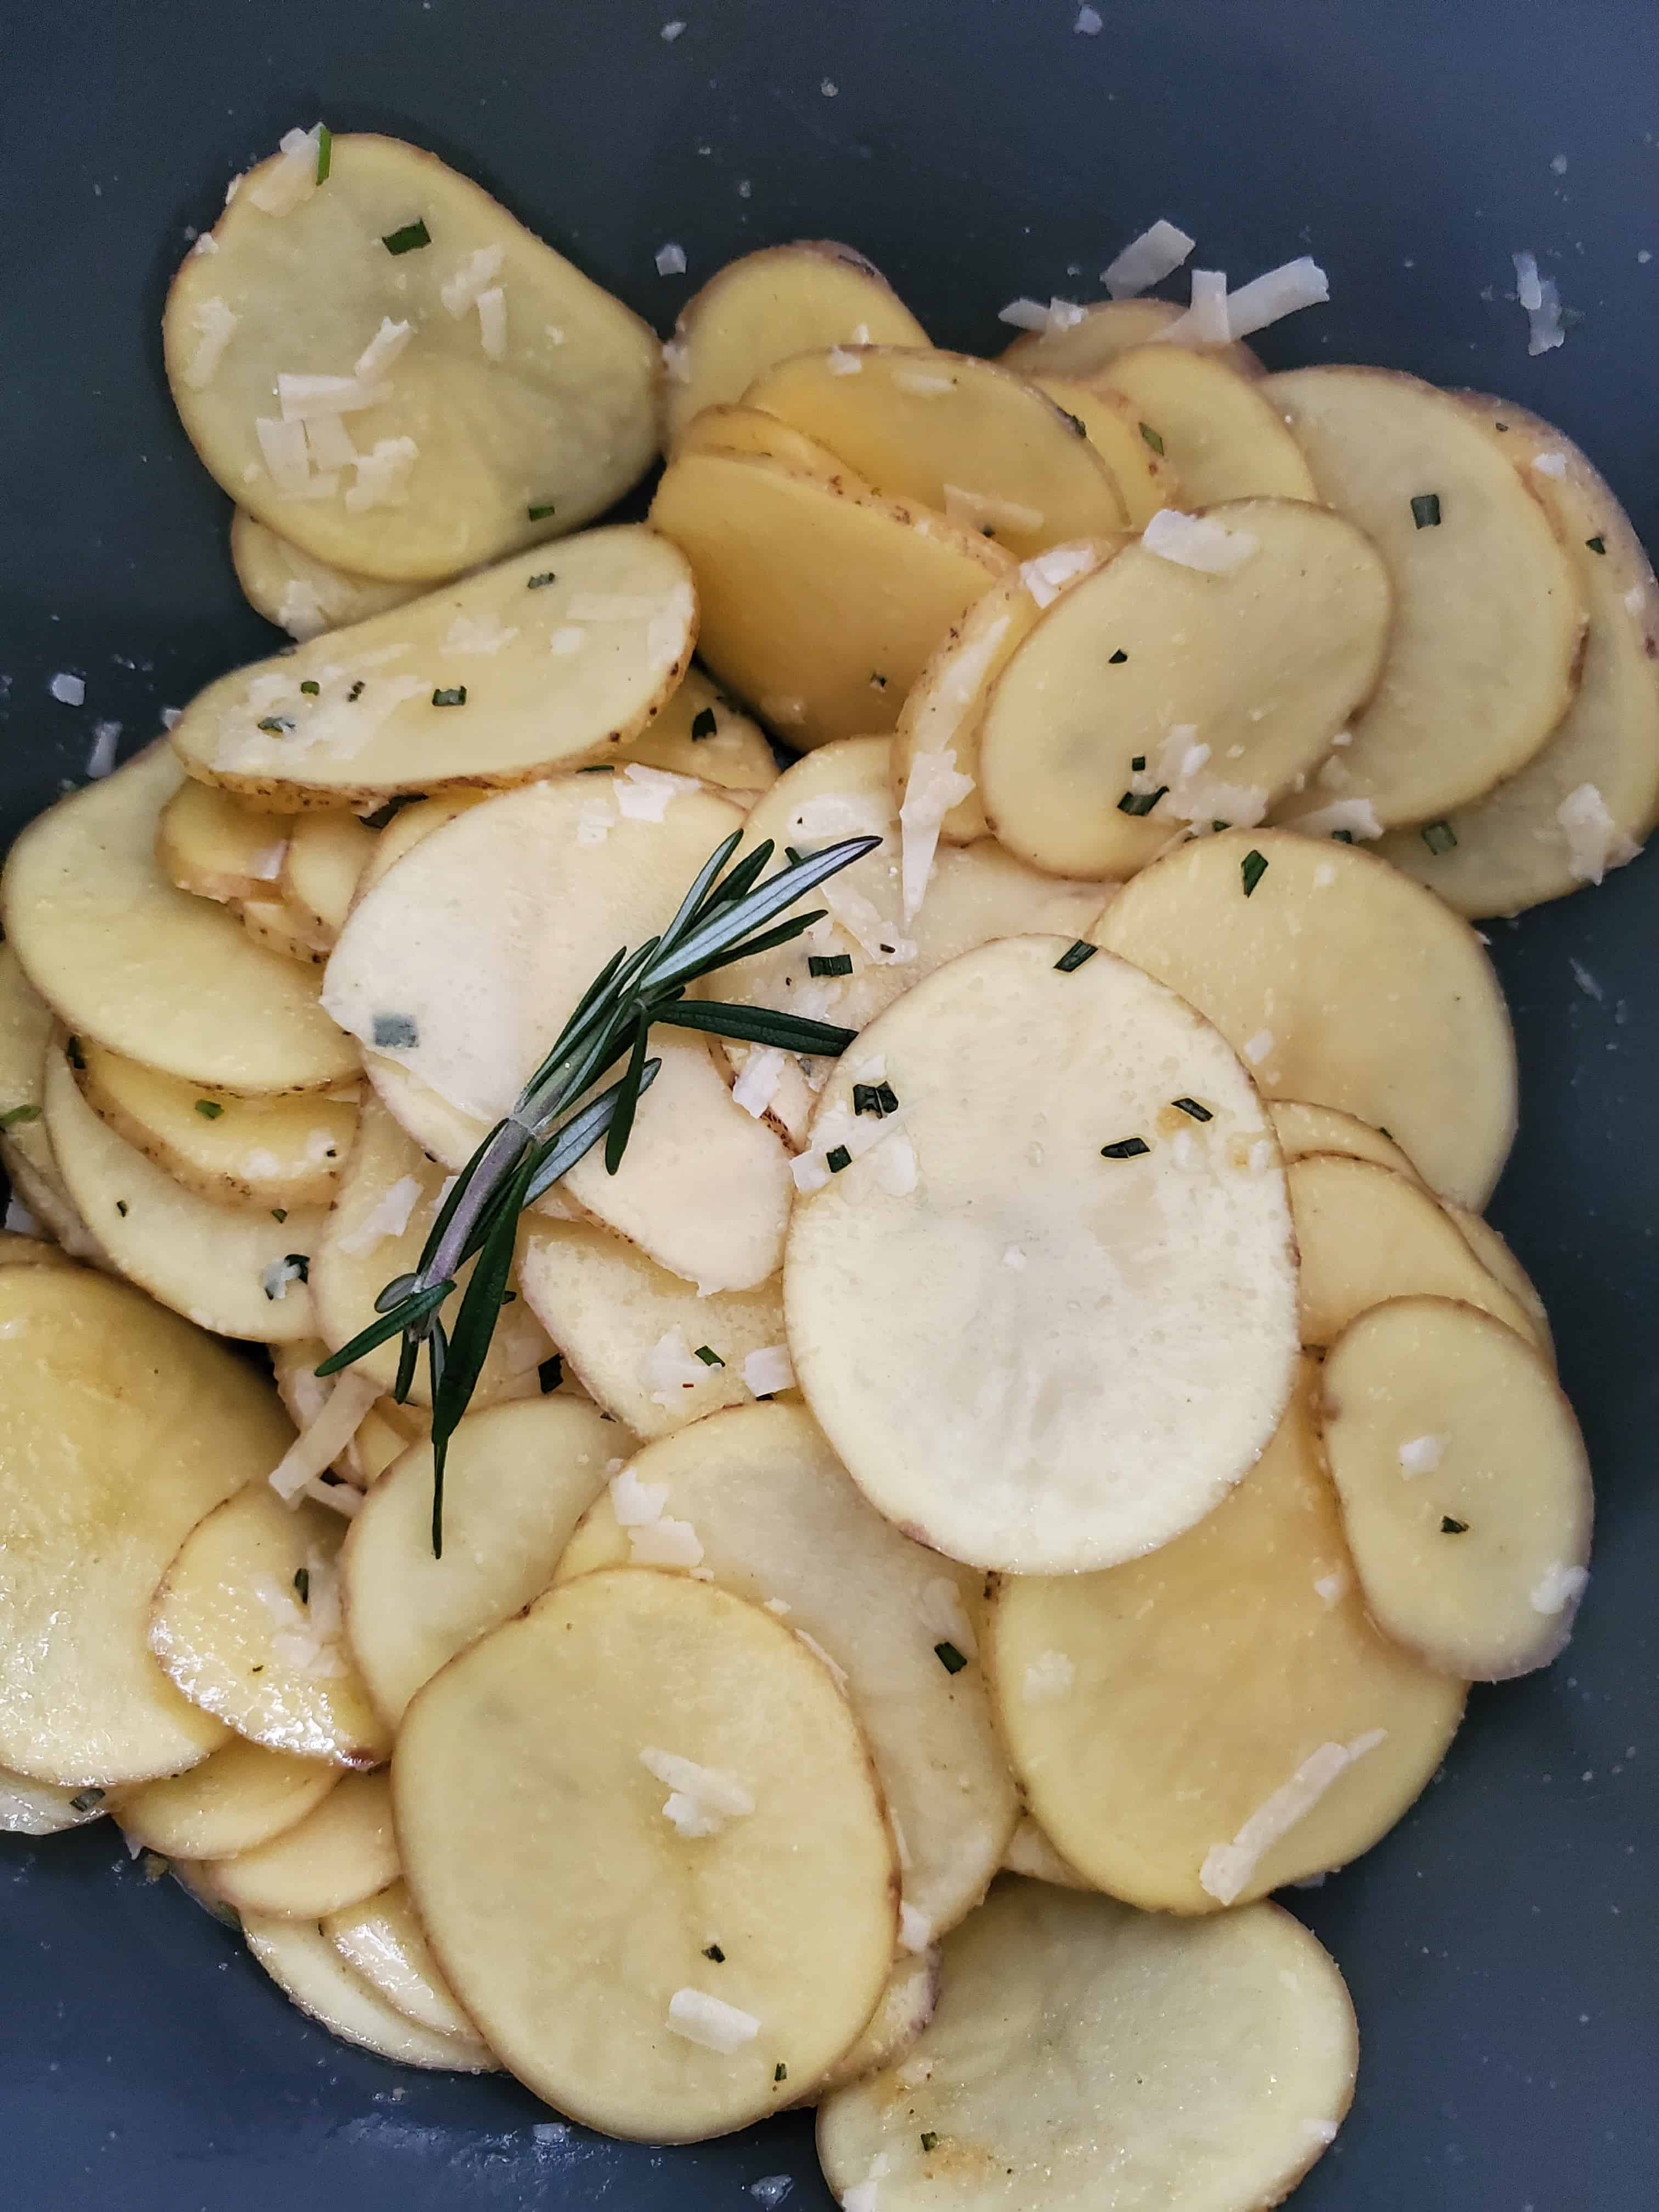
278 373 393 422
640 1746 755 1835
828 345 863 375
898 1902 933 1955
441 612 520 656
1556 782 1640 884
440 245 505 317
1532 450 1568 479
255 415 313 498
335 1175 421 1255
475 285 508 362
247 125 324 217
996 296 1085 334
1019 543 1097 610
1222 257 1330 338
1022 1650 1075 1702
1314 1567 1351 1606
1397 1434 1447 1476
1075 4 1104 33
742 1345 794 1398
661 18 687 39
49 672 86 707
183 297 239 388
548 625 585 657
899 748 975 922
610 1464 669 1526
276 579 326 641
353 317 413 381
345 436 420 512
1291 797 1384 840
732 1045 787 1119
1530 1562 1589 1616
655 241 688 276
1243 1029 1274 1066
267 1369 381 1503
305 413 358 471
644 1326 710 1405
667 1988 759 2052
86 722 121 779
1143 507 1259 573
628 1517 704 1567
615 761 699 822
1154 267 1231 345
260 1254 308 1302
1199 1731 1387 1905
1103 218 1196 298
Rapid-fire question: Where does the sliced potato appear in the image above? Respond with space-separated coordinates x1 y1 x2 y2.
230 508 425 640
1376 398 1659 913
205 1769 396 1917
1269 1097 1423 1182
0 1141 105 1264
819 1882 1354 2212
1 744 357 1093
978 498 1392 879
244 1911 496 2070
1264 367 1586 827
985 1363 1465 1911
663 239 929 446
1096 343 1319 503
396 1568 899 2138
1001 1815 1090 1890
151 1485 392 1768
1098 827 1516 1207
170 529 695 809
233 893 330 966
0 1232 76 1271
0 946 105 1261
785 938 1300 1573
811 1947 940 2102
269 1338 438 1486
1 1769 109 1836
113 1736 338 1860
1000 293 1264 379
167 131 658 582
325 1881 488 2044
341 1396 616 1725
0 1267 286 1785
1321 1297 1591 1678
1445 1203 1553 1362
355 791 490 896
1030 378 1180 527
156 777 290 904
650 450 1009 749
554 1402 1019 1936
281 810 377 937
678 401 873 487
620 666 778 792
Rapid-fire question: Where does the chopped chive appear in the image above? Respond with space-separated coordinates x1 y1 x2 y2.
694 1344 724 1367
1171 1097 1212 1122
1330 827 1355 843
1101 1135 1151 1159
1410 492 1442 529
775 2063 787 2083
284 1254 311 1283
314 125 332 184
70 1788 105 1813
527 502 557 521
869 672 888 690
431 686 467 708
702 1943 725 1961
1585 535 1606 555
1054 940 1097 973
921 2132 939 2153
1130 755 1146 772
256 715 294 734
372 1012 419 1048
826 1144 852 1173
578 764 615 774
538 1353 564 1393
1118 786 1166 817
1441 1516 1470 1534
690 706 719 740
1139 420 1165 455
65 1036 85 1071
1212 819 1229 833
292 1566 311 1605
1109 648 1128 664
809 953 853 978
1494 421 1509 432
382 218 431 255
1420 820 1458 856
784 845 804 866
527 570 558 589
347 679 365 702
299 679 320 696
0 1104 41 1130
195 1099 224 1120
1054 407 1087 439
115 1200 128 1217
270 1208 287 1223
853 1081 900 1117
500 1288 517 1306
934 1640 968 1675
1240 849 1268 897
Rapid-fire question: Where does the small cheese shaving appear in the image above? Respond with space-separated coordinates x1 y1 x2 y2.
898 1902 933 1955
1022 1650 1075 1702
278 373 393 422
662 337 692 384
1223 257 1330 338
335 1175 421 1255
440 245 505 317
610 1464 670 1526
260 1254 308 1302
900 749 975 922
1075 3 1103 30
182 297 239 388
1514 250 1565 354
1019 544 1097 610
640 1747 755 1833
1142 507 1259 573
996 296 1085 333
1530 1562 1589 1616
354 317 413 381
86 722 121 779
644 1327 710 1405
575 794 614 847
475 285 508 361
267 1368 380 1503
1532 450 1567 479
1103 218 1196 298
256 1553 347 1677
49 672 86 706
305 413 358 471
1199 1731 1387 1904
1243 1029 1274 1066
894 368 955 396
1314 1567 1350 1606
942 483 1045 535
748 2181 793 2209
1397 1434 1447 1476
255 416 313 498
655 241 688 276
919 1576 978 1658
732 1045 787 1119
1556 782 1641 884
615 762 699 822
441 612 520 656
345 436 419 512
247 125 324 217
667 1988 759 2052
828 346 863 375
1154 267 1231 345
628 1517 704 1567
548 625 585 657
1291 797 1384 840
742 1345 794 1398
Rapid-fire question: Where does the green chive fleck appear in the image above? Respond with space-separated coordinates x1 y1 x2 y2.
256 715 294 734
870 672 888 690
809 953 853 978
1585 535 1606 555
694 1344 724 1368
347 680 365 702
934 1641 968 1675
70 1788 105 1813
1109 648 1128 664
1139 421 1165 455
194 1099 224 1120
784 846 804 866
1054 940 1097 973
115 1200 128 1217
1118 786 1166 817
826 1144 852 1173
538 1354 563 1393
299 679 320 696
1130 755 1146 771
1441 1516 1469 1534
373 1012 419 1047
65 1036 85 1071
1420 820 1457 856
1171 1097 1212 1122
527 571 558 589
1410 492 1442 529
853 1081 900 1116
284 1254 310 1284
775 2064 787 2084
690 706 719 740
431 686 467 708
0 1104 41 1131
702 1943 725 1962
921 2132 940 2154
1330 828 1355 844
1101 1136 1151 1159
271 1208 287 1223
292 1566 311 1605
382 218 431 255
527 503 557 521
1240 849 1268 897
314 126 332 184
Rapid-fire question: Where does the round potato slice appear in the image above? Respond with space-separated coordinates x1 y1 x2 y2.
205 1769 396 1918
170 529 695 809
341 1396 616 1726
230 509 425 640
1263 367 1586 827
1268 1097 1423 1182
621 667 779 793
978 499 1392 879
817 1881 1355 2212
1001 1815 1091 1891
0 1233 77 1271
1444 1203 1553 1362
1320 1298 1592 1679
156 777 291 905
113 1736 338 1860
650 450 1009 749
999 292 1265 380
234 892 330 966
663 240 929 446
1096 343 1319 503
743 347 1128 558
396 1567 899 2138
1376 398 1659 913
151 1485 391 1769
0 1267 288 1786
985 1363 1466 1911
0 946 105 1262
167 131 658 582
0 1142 105 1265
281 810 377 938
678 401 875 488
244 1912 496 2071
811 1947 940 2102
785 938 1300 1573
354 791 490 896
325 1881 487 2044
1097 827 1516 1206
1030 379 1179 527
1 744 357 1093
0 1769 109 1837
554 1402 1019 1937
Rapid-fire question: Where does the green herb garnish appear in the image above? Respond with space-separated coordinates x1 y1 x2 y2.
702 1943 725 1962
538 1353 563 1393
809 953 853 978
431 686 467 708
194 1100 224 1120
347 680 365 702
934 1641 968 1675
70 1788 105 1813
1331 828 1355 843
373 1013 419 1048
257 715 294 734
1240 849 1268 897
775 2063 787 2083
115 1200 128 1217
1410 492 1442 529
1118 786 1166 817
1109 648 1128 664
853 1081 899 1117
1101 1136 1151 1159
1054 940 1097 973
826 1144 853 1173
382 218 431 255
1441 1516 1469 1534
690 706 719 740
921 2132 939 2153
293 1566 311 1604
527 571 558 589
1139 421 1165 455
1130 754 1146 771
527 502 557 521
314 125 332 184
300 679 320 696
0 1104 41 1131
1420 820 1457 856
271 1208 287 1223
1585 535 1606 555
1171 1097 1211 1122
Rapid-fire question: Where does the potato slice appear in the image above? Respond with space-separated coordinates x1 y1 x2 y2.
1 1768 109 1836
1268 1097 1423 1182
325 1881 487 2044
999 293 1264 379
1445 1203 1553 1362
1263 367 1586 827
1321 1298 1591 1681
2 744 357 1093
166 132 658 582
621 667 778 793
354 791 490 896
0 1141 105 1265
113 1736 338 1860
985 1364 1465 1910
709 737 1104 1143
819 1882 1354 2212
1001 1815 1090 1890
280 810 377 938
396 1567 899 2137
156 778 290 905
1375 398 1659 913
554 1402 1019 1936
678 401 872 486
785 938 1299 1573
0 1267 287 1785
663 240 929 445
244 1912 496 2070
650 450 1009 749
235 892 331 966
743 347 1128 557
1030 379 1180 527
230 509 425 640
151 1485 391 1768
0 946 105 1261
341 1396 616 1725
170 529 695 809
1097 827 1516 1206
204 1768 396 1917
811 1947 940 2101
1095 343 1319 503
0 1233 76 1271
1288 1154 1536 1351
978 499 1392 879
269 1337 441 1488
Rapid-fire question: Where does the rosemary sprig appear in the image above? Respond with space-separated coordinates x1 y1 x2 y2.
317 829 879 1555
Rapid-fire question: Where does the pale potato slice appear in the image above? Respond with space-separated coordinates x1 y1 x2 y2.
170 529 695 809
743 347 1128 557
205 1769 396 1917
0 1232 76 1271
396 1567 899 2138
985 1364 1465 1910
235 891 331 966
554 1402 1019 1936
785 938 1299 1573
341 1396 616 1725
1 744 357 1093
1269 1098 1423 1182
1097 828 1516 1207
811 1947 940 2101
0 946 105 1261
230 509 425 640
156 777 290 904
0 1267 286 1785
1000 293 1264 379
325 1881 487 2044
651 450 1009 749
151 1485 392 1768
1445 1203 1553 1362
0 1141 106 1264
281 810 377 937
1030 379 1179 527
244 1911 496 2070
678 401 873 487
167 131 658 582
1321 1298 1592 1681
663 240 929 445
1376 398 1659 913
269 1338 441 1487
113 1736 338 1860
354 791 489 896
0 1769 109 1836
819 1882 1355 2212
75 1040 355 1211
1289 1155 1536 1351
1095 343 1319 503
1264 367 1586 827
1001 1815 1091 1890
44 1048 327 1341
978 499 1392 879
621 666 778 792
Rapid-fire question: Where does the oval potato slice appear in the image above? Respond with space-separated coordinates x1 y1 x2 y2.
999 292 1265 380
978 499 1392 878
785 938 1300 1573
281 810 377 937
678 401 874 487
167 132 658 582
0 1267 288 1785
325 1881 487 2044
1030 379 1180 527
554 1402 1019 1937
1 744 357 1093
1444 1203 1552 1362
1095 343 1319 503
1264 367 1586 827
354 791 490 897
0 946 105 1262
113 1736 338 1861
1269 1097 1424 1183
811 1947 940 2102
985 1364 1465 1911
1000 1814 1091 1890
1098 827 1516 1206
1 1768 109 1836
0 1141 105 1265
817 1881 1355 2212
205 1768 397 1918
235 891 331 966
396 1567 899 2138
650 450 1009 749
244 1911 496 2071
622 666 779 793
156 778 290 905
230 509 424 640
0 1234 76 1271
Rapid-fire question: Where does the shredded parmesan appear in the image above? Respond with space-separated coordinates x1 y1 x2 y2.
1530 1562 1588 1616
183 297 239 388
49 672 86 707
742 1345 794 1398
1199 1731 1387 1904
996 296 1085 334
1397 1434 1447 1476
899 749 975 922
1314 1567 1350 1606
644 1327 709 1405
655 241 688 277
86 722 121 780
628 1517 704 1567
267 1369 381 1503
1532 450 1567 479
1142 507 1259 574
898 1902 934 1954
1223 257 1330 338
260 1254 308 1302
247 125 324 217
828 345 863 375
615 762 699 822
441 612 520 656
1243 1029 1274 1066
1022 1650 1075 1702
640 1747 755 1835
354 317 413 381
305 413 358 471
1019 543 1098 610
1154 267 1231 345
345 436 419 512
610 1463 669 1526
662 337 692 384
255 416 312 498
475 285 508 361
1556 782 1640 884
667 1988 759 2052
335 1176 421 1255
440 245 505 316
278 373 393 421
1514 250 1565 354
1103 218 1196 298
575 794 614 846
732 1045 787 1119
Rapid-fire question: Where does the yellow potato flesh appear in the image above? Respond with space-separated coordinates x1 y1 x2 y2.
114 1734 338 1860
205 1768 397 1917
155 777 291 905
676 402 871 486
325 1880 487 2044
230 509 424 640
1094 343 1319 503
281 810 377 936
244 1912 495 2071
1268 1098 1423 1182
1033 379 1183 527
620 666 779 792
999 293 1265 379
